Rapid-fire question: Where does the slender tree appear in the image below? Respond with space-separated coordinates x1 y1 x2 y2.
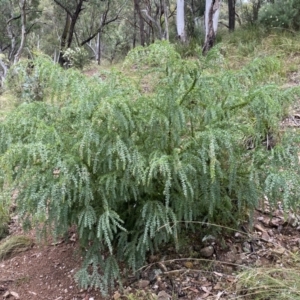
14 0 27 63
135 0 146 46
163 0 169 40
228 0 235 31
203 0 222 54
176 0 186 42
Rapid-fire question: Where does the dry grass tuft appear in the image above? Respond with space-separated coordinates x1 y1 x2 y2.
0 235 33 261
234 253 300 299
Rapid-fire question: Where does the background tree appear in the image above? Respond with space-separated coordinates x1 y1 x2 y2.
52 0 87 65
228 0 235 31
1 0 41 62
203 0 222 54
177 0 186 42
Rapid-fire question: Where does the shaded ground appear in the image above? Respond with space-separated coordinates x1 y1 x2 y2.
0 238 103 300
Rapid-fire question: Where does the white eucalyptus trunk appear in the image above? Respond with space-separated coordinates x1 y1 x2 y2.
203 0 222 54
176 0 186 42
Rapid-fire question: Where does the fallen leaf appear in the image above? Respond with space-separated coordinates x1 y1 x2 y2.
213 282 223 290
184 261 193 269
201 286 212 293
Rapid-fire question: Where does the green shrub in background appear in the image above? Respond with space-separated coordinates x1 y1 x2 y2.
259 0 300 30
62 47 90 69
0 41 300 295
6 61 45 103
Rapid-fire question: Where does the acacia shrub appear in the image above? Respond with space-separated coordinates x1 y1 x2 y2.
0 41 300 294
259 0 300 30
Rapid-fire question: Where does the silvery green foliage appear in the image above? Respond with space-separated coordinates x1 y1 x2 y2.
259 0 300 30
63 47 90 69
1 41 300 295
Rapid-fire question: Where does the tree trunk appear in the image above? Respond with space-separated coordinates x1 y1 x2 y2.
176 0 186 42
252 0 262 22
142 9 163 40
67 0 84 48
0 57 8 88
134 0 145 46
97 31 101 65
133 1 137 48
163 0 169 40
54 0 85 66
58 13 71 66
228 0 235 31
203 0 221 55
7 7 17 62
14 0 27 64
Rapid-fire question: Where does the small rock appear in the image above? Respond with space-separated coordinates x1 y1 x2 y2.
200 246 214 258
287 213 298 227
242 242 251 253
261 217 271 227
137 280 150 288
261 231 270 241
157 291 171 300
270 217 283 227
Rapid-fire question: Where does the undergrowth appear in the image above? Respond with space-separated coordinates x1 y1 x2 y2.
1 41 300 295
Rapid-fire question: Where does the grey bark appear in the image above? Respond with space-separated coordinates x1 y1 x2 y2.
14 0 27 64
203 0 221 55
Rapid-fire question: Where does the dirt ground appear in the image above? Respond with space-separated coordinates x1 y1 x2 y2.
0 238 103 300
1 203 300 300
